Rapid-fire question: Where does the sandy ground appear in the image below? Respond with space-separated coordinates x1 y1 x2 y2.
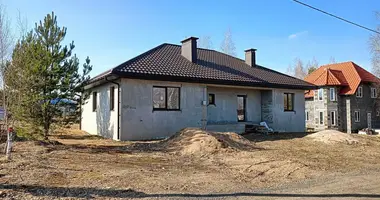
0 128 379 199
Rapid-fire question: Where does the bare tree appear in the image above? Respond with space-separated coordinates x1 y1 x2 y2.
16 10 28 38
0 4 13 160
198 36 213 49
220 28 236 56
0 5 12 69
369 11 380 115
306 57 319 74
287 58 307 79
370 12 380 78
329 56 337 64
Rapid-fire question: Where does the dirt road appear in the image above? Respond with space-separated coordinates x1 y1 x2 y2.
1 128 380 199
128 170 380 200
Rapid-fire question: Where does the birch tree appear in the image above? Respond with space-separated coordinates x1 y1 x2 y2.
287 58 307 79
369 11 380 112
370 12 380 78
0 5 13 160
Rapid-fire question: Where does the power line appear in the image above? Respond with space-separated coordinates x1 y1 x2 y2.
293 0 380 35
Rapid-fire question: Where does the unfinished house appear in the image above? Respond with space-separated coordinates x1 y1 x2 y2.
304 62 380 133
82 37 315 140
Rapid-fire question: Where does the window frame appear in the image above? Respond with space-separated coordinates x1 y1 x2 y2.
208 93 215 105
283 93 294 112
354 110 360 122
329 88 336 101
306 111 309 121
330 111 336 126
110 86 115 111
371 87 377 98
152 86 181 111
317 88 323 101
92 91 97 112
319 111 324 125
356 86 363 98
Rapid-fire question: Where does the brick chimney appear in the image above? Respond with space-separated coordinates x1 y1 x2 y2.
245 48 257 67
181 37 198 63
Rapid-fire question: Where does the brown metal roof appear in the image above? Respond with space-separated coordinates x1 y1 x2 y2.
90 43 315 89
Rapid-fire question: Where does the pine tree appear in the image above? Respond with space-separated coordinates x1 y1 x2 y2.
9 12 92 140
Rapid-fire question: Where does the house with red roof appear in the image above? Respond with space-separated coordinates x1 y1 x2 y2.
82 37 315 140
304 61 380 133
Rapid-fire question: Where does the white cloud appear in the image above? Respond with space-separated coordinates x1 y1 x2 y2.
288 31 308 39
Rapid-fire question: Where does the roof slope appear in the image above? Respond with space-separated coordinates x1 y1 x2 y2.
90 43 315 89
304 61 380 97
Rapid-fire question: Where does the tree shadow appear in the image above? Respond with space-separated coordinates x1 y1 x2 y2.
95 87 115 140
244 132 310 143
55 134 104 140
1 184 380 199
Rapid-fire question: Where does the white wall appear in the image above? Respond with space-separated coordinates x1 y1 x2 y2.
81 82 119 140
272 89 306 132
120 79 205 140
207 86 261 124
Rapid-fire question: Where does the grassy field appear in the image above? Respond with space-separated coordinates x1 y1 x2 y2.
0 127 380 199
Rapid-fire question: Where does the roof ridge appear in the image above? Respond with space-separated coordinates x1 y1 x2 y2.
88 42 315 89
312 67 328 84
256 64 314 85
326 68 342 85
89 43 168 82
112 43 168 73
348 61 363 82
351 62 380 82
169 43 310 84
320 61 353 68
167 43 217 52
326 68 330 85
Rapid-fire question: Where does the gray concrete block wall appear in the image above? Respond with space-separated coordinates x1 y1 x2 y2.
306 83 380 133
305 98 314 129
311 88 328 131
327 86 340 130
271 89 305 132
348 83 379 132
206 86 261 124
340 96 348 132
261 90 273 127
120 79 205 140
116 79 309 140
346 98 351 133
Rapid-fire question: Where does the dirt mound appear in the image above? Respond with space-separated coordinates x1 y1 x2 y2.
306 130 359 144
162 128 255 156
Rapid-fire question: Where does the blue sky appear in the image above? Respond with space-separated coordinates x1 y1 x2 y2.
4 0 380 76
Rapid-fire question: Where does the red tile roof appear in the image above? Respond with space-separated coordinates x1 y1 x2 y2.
304 61 380 98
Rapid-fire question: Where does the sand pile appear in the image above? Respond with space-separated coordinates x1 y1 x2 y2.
162 128 255 156
306 130 359 144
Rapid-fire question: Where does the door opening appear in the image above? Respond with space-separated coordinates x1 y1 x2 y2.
237 95 246 122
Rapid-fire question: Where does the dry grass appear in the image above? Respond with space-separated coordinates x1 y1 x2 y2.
0 127 380 199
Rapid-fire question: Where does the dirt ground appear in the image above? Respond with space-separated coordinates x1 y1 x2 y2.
0 127 380 199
